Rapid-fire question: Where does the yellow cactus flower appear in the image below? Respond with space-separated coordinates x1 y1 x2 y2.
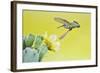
42 32 61 52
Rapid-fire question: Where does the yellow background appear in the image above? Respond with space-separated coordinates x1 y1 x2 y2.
23 10 91 61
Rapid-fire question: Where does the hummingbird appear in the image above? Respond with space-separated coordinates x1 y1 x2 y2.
54 17 80 39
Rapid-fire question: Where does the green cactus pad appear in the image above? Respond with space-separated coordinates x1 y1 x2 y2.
34 35 43 49
25 34 35 47
38 45 48 61
23 47 39 62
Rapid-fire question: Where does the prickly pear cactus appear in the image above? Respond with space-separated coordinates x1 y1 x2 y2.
22 34 48 62
22 33 60 62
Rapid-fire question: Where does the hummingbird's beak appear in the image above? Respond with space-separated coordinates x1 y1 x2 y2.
57 25 64 28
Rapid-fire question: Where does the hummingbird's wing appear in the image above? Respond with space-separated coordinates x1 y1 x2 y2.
54 17 71 26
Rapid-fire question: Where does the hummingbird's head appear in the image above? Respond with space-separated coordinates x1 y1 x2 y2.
73 21 80 28
76 25 80 28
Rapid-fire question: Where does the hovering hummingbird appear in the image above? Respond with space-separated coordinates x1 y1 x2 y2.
54 17 80 39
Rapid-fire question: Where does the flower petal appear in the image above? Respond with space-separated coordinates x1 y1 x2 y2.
49 34 57 42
